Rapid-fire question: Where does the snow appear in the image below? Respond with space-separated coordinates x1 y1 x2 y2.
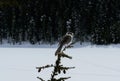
0 45 120 81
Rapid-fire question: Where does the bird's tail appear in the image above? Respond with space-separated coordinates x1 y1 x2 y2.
55 44 63 56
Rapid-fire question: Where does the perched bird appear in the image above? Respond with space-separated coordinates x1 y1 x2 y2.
55 32 74 56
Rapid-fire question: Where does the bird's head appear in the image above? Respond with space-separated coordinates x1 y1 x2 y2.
66 32 74 36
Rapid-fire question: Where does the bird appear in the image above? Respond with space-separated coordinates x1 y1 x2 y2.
55 32 74 56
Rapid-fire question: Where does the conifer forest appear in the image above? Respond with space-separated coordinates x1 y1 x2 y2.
0 0 120 45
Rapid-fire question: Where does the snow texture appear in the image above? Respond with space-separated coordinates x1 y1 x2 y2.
0 46 120 81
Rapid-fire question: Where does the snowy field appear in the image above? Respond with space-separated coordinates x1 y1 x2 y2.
0 45 120 81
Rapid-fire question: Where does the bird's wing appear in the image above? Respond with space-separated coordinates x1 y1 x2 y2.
59 35 71 46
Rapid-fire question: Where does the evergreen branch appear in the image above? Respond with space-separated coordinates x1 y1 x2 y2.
58 52 72 59
56 77 71 81
58 66 75 70
36 64 54 72
56 65 75 74
37 36 75 81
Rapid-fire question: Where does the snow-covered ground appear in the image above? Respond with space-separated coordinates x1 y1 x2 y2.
0 45 120 81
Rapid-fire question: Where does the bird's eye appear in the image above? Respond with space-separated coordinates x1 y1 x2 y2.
66 32 73 35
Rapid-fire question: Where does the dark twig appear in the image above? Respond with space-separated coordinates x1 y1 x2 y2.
58 52 72 59
36 64 54 72
54 77 71 81
37 77 45 81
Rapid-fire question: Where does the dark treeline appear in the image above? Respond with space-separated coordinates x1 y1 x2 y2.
0 0 120 45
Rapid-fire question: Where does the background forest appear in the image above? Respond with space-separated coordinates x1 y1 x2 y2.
0 0 120 45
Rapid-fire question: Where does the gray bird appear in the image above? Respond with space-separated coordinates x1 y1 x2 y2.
55 32 74 56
